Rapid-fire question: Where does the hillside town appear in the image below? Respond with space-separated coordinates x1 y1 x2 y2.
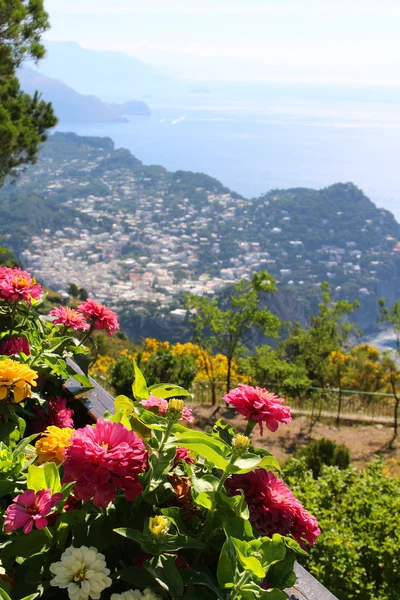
4 133 398 318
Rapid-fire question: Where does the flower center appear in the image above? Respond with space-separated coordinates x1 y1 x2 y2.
12 276 29 288
73 565 87 585
26 504 39 515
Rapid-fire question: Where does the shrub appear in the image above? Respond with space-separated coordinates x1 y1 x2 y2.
287 438 351 478
283 459 400 600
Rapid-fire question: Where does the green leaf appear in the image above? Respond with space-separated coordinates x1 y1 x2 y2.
173 425 230 454
119 567 156 588
132 359 149 400
114 528 206 554
264 540 297 590
181 568 225 600
20 595 40 600
114 395 134 414
2 530 49 561
146 554 184 597
160 507 188 535
231 538 265 579
228 453 281 475
176 441 229 470
12 433 39 459
148 383 191 399
217 537 237 589
111 395 135 428
220 490 249 519
0 589 12 600
146 447 177 492
27 462 61 493
195 491 214 510
132 404 167 431
72 352 92 376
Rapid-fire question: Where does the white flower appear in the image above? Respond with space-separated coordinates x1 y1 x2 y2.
111 589 162 600
50 545 112 600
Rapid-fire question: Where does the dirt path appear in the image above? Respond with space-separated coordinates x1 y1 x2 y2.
191 404 400 470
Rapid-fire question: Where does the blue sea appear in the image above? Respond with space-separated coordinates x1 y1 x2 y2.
56 82 400 220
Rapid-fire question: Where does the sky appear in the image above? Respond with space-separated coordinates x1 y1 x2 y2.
44 0 400 83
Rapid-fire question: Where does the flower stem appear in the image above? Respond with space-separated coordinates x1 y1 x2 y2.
228 571 251 600
201 453 236 542
43 527 54 542
244 419 257 438
158 420 174 456
9 302 17 337
78 321 95 347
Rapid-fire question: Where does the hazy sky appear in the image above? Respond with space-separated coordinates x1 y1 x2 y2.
44 0 400 83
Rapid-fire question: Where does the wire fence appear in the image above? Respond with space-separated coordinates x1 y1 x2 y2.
190 381 397 422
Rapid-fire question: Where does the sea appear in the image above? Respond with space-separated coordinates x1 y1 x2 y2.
55 81 400 220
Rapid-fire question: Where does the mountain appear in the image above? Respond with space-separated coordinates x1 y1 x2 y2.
1 132 399 339
36 41 169 100
18 68 151 123
110 100 151 117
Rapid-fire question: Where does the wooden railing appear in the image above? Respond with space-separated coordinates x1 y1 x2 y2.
66 362 338 600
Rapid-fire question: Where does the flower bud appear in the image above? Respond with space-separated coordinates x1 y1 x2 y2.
232 434 250 451
149 515 169 536
166 399 185 419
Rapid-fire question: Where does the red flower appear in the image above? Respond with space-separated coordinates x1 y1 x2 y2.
226 469 320 547
0 268 43 304
0 336 30 356
4 489 62 534
77 298 119 336
63 419 148 508
32 396 74 433
140 396 194 423
173 447 196 468
49 306 89 331
223 384 291 434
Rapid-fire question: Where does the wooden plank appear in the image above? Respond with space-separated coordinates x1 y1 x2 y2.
285 563 338 600
66 359 115 421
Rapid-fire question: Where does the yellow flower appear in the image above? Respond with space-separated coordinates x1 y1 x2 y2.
166 399 184 419
35 426 75 465
233 434 250 450
0 358 37 403
148 516 169 536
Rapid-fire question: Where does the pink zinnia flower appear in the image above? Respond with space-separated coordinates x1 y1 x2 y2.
140 396 168 413
226 469 320 547
32 396 75 433
49 306 89 331
173 447 196 468
63 419 148 508
77 298 119 336
0 268 43 304
223 384 291 434
4 488 63 534
139 396 194 423
0 336 30 356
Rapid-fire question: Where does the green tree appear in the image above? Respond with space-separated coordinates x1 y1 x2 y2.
186 271 281 393
0 0 57 185
378 298 400 352
280 282 359 389
240 345 311 398
0 244 21 267
381 352 400 447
